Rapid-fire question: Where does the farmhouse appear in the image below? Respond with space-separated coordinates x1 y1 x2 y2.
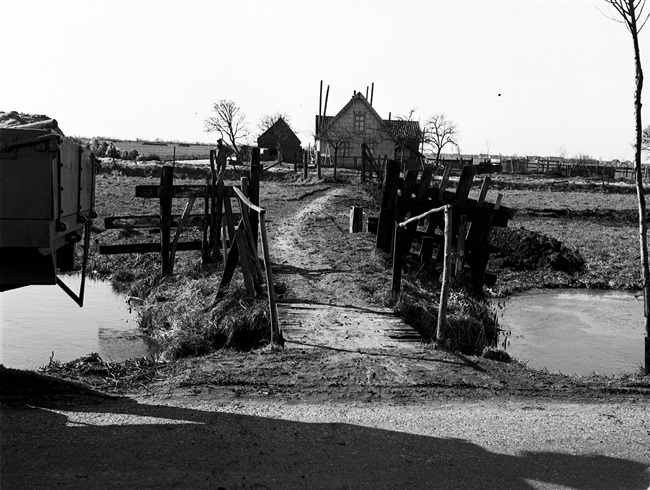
257 117 302 163
315 91 423 168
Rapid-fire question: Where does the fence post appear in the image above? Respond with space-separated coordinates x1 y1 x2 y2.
259 212 281 346
391 220 403 300
436 205 453 343
361 147 367 182
250 148 261 249
160 165 173 276
303 150 309 180
376 160 401 252
317 151 322 179
349 206 363 233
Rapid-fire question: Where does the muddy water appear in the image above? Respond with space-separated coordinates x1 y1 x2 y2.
1 275 158 370
498 289 644 375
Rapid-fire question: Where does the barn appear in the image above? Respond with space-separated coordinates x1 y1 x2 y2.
257 117 302 164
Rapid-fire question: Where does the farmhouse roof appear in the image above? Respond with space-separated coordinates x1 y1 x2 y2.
316 92 422 151
257 117 301 148
317 92 385 134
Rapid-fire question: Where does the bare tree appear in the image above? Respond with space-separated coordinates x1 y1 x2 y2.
606 0 649 373
424 113 459 166
643 124 650 153
318 124 357 181
204 99 249 157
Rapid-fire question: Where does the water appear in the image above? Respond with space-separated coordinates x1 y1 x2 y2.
1 275 159 370
498 289 645 376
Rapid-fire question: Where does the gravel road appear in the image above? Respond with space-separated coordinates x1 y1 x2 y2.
3 395 649 489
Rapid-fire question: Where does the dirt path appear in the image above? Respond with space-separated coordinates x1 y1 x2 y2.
271 186 422 350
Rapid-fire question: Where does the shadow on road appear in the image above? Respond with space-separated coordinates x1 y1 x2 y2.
2 368 648 489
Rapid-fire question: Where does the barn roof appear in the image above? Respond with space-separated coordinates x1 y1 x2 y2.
257 117 301 148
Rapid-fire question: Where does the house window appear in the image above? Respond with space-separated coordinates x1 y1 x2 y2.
354 114 365 132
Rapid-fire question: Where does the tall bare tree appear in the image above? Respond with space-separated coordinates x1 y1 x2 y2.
318 124 357 181
424 113 459 166
204 99 249 157
606 0 649 373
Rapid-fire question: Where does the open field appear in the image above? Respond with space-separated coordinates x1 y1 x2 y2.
79 137 215 161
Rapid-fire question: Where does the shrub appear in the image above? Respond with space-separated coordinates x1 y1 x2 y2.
145 153 162 162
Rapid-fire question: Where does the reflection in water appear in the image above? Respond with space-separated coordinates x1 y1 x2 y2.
1 275 159 370
498 289 644 375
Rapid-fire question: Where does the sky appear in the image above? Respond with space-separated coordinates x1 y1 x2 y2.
1 0 648 161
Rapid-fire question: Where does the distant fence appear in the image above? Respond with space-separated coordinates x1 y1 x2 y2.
498 159 648 180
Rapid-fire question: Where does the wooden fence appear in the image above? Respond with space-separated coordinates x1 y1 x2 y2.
376 160 515 332
100 148 281 344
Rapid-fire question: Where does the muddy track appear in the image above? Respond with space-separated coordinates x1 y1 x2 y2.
269 186 423 351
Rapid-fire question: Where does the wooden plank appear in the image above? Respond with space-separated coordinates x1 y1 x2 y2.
217 239 240 298
436 205 453 342
417 166 434 200
223 195 237 249
453 165 476 206
235 228 257 295
376 160 401 252
437 165 452 202
104 214 205 229
401 169 420 200
202 176 210 263
477 176 491 206
135 185 235 199
169 196 196 274
420 236 435 265
236 190 264 290
249 148 261 247
160 166 173 275
456 216 468 275
99 241 202 254
259 213 281 345
208 154 218 260
391 224 404 299
349 206 363 233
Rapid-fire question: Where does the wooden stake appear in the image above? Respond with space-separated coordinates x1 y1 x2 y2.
160 165 173 276
169 196 196 274
391 222 403 299
438 165 452 202
377 160 401 252
249 148 261 247
235 228 256 295
303 150 308 180
456 215 467 275
317 151 322 179
437 205 452 343
259 212 281 345
349 206 363 233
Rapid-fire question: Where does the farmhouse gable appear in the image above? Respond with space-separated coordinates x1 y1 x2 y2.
315 91 422 168
257 117 302 163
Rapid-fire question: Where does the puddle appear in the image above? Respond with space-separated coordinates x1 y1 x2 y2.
1 275 159 370
498 289 645 375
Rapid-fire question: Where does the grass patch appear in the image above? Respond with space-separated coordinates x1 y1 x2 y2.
389 263 500 356
137 271 273 360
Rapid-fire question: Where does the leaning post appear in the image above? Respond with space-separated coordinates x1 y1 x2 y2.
249 148 261 249
436 205 453 343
